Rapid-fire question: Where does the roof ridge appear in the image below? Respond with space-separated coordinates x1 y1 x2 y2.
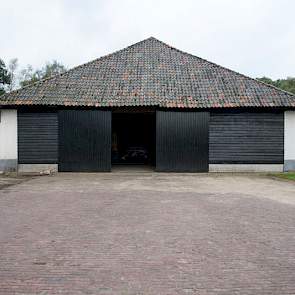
153 38 295 97
1 37 156 99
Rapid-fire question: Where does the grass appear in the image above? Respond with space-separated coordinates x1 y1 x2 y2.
270 172 295 181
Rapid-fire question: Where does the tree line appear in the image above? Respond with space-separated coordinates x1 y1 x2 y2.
1 58 295 95
0 58 66 95
256 77 295 95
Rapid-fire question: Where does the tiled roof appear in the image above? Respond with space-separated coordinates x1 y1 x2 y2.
1 37 295 108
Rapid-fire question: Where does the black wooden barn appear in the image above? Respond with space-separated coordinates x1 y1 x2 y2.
1 37 295 173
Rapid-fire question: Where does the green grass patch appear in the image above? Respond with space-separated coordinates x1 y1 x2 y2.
270 172 295 181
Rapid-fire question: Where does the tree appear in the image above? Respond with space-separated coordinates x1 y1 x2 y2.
43 60 67 79
257 77 273 85
20 65 43 87
7 58 18 92
257 76 295 95
0 59 11 95
20 60 67 87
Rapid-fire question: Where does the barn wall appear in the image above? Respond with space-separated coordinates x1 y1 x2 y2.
18 111 58 173
0 109 18 172
13 109 289 173
284 111 295 171
209 111 284 171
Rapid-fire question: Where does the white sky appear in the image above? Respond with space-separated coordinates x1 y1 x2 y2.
1 0 295 79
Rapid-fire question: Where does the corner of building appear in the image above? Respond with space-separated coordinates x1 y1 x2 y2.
0 109 18 172
284 111 295 172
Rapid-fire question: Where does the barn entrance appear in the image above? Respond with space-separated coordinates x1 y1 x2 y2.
112 111 156 168
58 109 208 172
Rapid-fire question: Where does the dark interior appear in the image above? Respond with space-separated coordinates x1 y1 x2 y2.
112 112 156 166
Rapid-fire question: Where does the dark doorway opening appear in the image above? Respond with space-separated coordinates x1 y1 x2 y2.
112 112 156 167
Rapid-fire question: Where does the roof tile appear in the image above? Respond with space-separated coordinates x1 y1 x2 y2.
1 37 295 108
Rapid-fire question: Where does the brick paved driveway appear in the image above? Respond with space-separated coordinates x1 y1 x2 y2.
0 172 295 294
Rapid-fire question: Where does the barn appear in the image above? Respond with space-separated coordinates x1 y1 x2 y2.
1 37 295 173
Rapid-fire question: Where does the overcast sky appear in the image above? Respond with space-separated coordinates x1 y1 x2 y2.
1 0 295 79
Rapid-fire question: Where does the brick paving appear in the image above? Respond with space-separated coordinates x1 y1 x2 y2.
0 175 30 190
0 173 295 294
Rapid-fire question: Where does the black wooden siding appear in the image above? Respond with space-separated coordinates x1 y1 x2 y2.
18 112 58 163
209 112 284 164
156 110 209 172
17 109 284 169
59 110 111 172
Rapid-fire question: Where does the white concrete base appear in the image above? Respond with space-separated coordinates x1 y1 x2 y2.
284 160 295 172
0 159 17 172
209 164 283 173
18 164 58 174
